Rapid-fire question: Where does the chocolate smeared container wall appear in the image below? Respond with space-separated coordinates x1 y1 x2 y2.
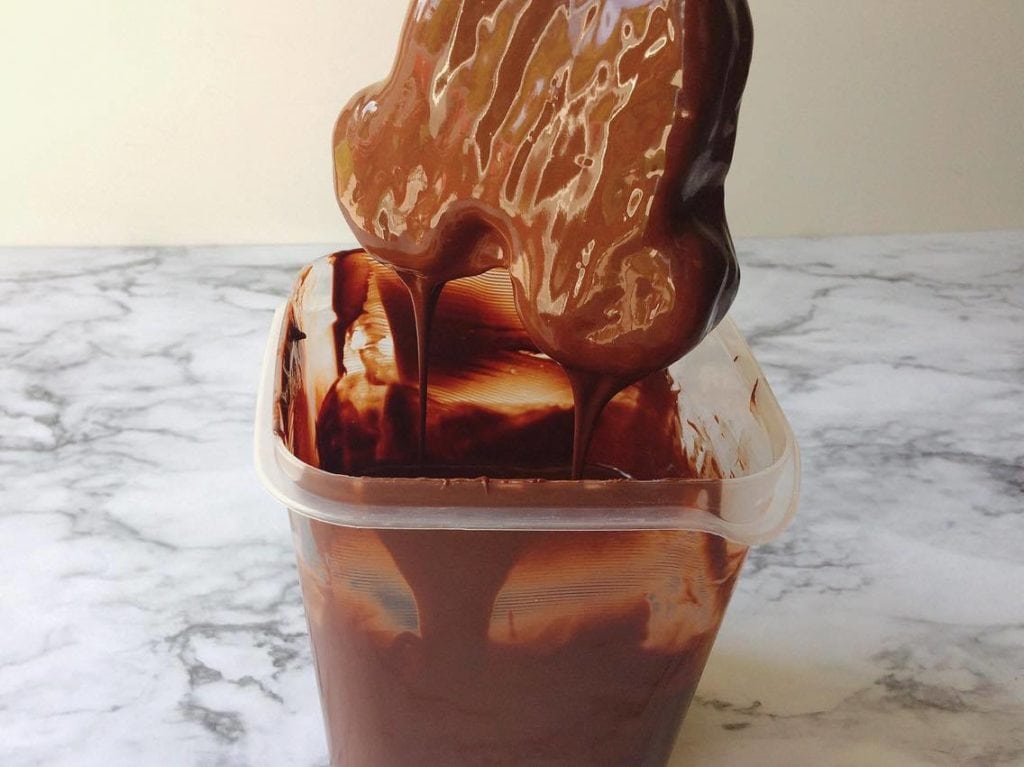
255 254 799 766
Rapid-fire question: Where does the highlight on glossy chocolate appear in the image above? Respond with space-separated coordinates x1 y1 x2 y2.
332 0 753 477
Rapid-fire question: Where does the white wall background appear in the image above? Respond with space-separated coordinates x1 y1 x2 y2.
2 0 1022 246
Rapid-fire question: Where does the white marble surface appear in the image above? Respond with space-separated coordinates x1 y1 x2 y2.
1 232 1021 766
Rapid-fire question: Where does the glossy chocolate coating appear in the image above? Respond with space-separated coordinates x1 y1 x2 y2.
333 0 752 380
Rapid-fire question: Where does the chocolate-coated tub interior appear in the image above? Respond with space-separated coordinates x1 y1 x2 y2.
278 252 759 766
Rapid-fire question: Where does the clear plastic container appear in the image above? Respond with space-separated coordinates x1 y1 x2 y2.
255 255 799 766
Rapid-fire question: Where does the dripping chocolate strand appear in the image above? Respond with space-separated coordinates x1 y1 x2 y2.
566 370 627 481
397 271 444 466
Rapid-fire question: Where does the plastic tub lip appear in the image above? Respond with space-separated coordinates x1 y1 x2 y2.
255 304 800 543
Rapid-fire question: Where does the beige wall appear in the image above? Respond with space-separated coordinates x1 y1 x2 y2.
2 1 1022 247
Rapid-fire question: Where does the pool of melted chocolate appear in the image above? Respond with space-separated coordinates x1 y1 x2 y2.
295 519 747 767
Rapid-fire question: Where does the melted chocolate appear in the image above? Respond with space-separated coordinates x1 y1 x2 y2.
287 2 757 763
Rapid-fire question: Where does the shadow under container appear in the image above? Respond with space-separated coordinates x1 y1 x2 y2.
256 258 799 767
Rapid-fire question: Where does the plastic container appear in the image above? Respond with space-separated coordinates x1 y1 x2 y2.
256 254 799 766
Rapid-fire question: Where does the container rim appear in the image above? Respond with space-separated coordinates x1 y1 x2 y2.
255 304 800 543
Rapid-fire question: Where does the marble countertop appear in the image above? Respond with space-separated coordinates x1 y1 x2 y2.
2 231 1021 766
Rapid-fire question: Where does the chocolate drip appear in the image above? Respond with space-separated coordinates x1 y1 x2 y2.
328 249 371 368
297 521 749 766
566 370 627 480
395 270 444 465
